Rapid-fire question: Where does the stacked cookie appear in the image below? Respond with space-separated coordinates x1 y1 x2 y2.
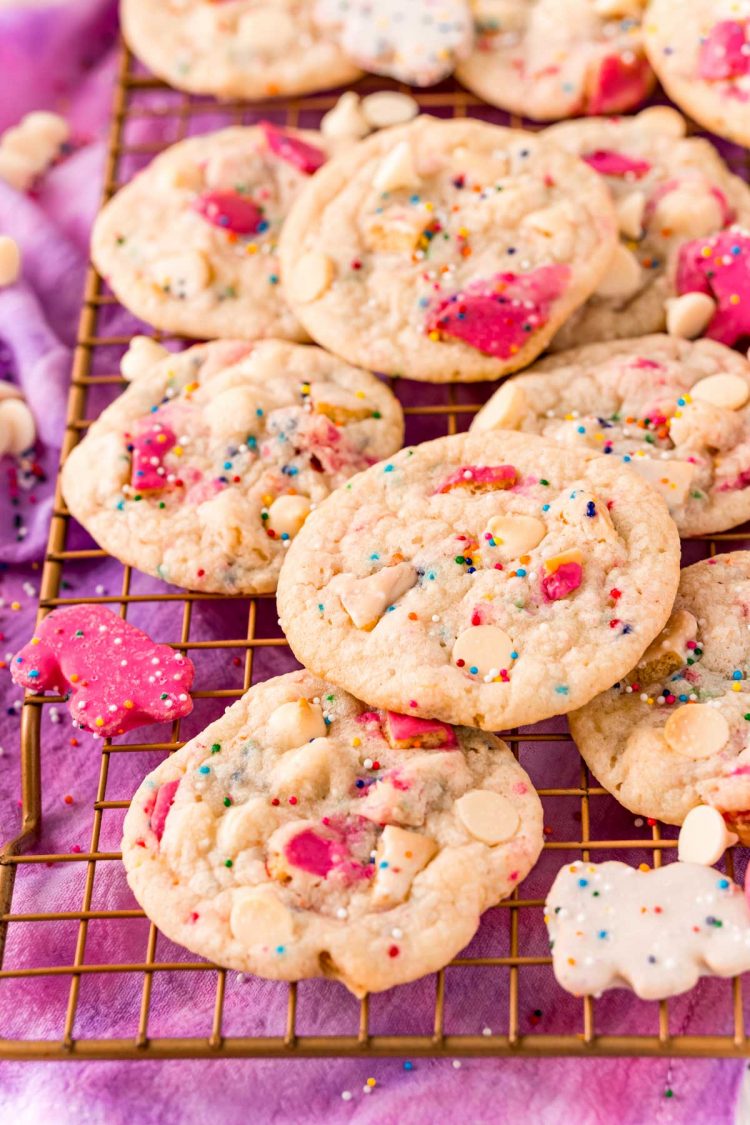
57 4 750 998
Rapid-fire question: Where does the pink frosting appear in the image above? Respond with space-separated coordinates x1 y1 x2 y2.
586 52 653 115
582 150 651 179
193 190 265 235
541 562 583 602
676 229 750 346
129 423 177 492
284 829 337 877
434 464 518 494
11 604 194 736
150 779 180 842
698 21 750 81
386 711 457 749
425 265 570 359
259 121 326 175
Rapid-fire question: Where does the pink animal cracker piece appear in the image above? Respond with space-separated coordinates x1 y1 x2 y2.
676 228 750 346
426 265 570 359
434 464 518 494
193 190 265 235
541 562 583 603
385 711 458 750
698 21 750 81
546 860 750 1001
285 828 338 878
586 53 653 116
128 422 178 492
149 778 180 842
259 121 326 176
11 605 194 737
581 150 651 179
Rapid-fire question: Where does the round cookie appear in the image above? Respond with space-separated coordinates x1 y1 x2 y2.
61 340 404 595
644 0 750 147
471 334 750 537
456 0 654 121
92 125 330 341
279 116 618 383
543 107 750 349
570 553 750 833
276 430 680 731
314 0 474 86
122 670 544 996
121 0 361 99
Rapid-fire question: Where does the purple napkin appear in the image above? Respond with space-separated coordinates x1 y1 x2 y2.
0 3 746 1121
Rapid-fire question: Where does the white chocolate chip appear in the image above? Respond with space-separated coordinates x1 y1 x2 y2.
452 625 514 678
267 698 327 751
691 373 750 411
339 562 417 630
371 826 438 908
217 797 282 853
636 106 687 138
521 204 575 261
237 6 295 50
663 704 730 759
230 886 295 947
666 292 716 339
615 191 646 240
594 244 642 300
120 336 169 381
677 805 738 865
627 456 697 506
271 737 333 799
0 236 21 287
321 92 370 142
652 187 724 239
289 251 334 304
205 385 267 444
152 250 211 298
486 514 546 559
373 140 421 194
455 789 520 845
361 91 420 130
267 495 311 539
472 381 528 432
0 398 35 455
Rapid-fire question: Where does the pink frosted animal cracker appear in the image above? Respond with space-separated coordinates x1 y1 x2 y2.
12 605 194 737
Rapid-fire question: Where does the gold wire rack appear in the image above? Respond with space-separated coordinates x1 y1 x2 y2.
2 42 750 1062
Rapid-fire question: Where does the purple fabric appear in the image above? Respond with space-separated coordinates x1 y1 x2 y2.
0 4 746 1121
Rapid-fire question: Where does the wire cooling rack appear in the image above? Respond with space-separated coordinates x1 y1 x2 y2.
2 43 750 1061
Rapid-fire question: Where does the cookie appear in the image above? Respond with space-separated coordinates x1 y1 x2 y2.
471 334 750 536
121 0 361 99
11 606 194 737
546 860 750 1000
542 107 750 349
314 0 474 86
570 553 750 832
644 0 750 147
278 116 618 383
92 125 330 342
276 430 680 731
61 340 404 595
122 670 544 996
456 0 654 121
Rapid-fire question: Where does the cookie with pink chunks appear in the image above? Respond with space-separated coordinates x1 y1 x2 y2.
121 0 361 99
277 430 680 731
92 126 331 342
543 107 750 349
456 0 654 122
570 553 750 830
471 334 750 536
12 606 194 737
122 670 543 996
675 227 750 348
546 860 750 1000
645 0 750 147
279 116 617 383
62 340 403 595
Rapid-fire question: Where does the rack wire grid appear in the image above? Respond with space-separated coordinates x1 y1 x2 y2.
2 41 750 1062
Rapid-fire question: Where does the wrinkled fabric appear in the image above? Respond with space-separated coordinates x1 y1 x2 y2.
0 3 746 1121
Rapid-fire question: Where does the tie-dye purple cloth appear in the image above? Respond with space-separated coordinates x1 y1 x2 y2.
0 3 746 1121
